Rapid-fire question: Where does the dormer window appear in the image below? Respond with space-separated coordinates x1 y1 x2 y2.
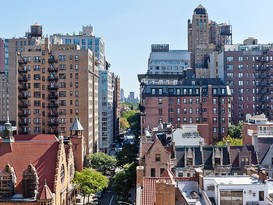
187 157 193 166
22 164 38 198
215 157 221 166
155 154 161 162
241 157 249 166
0 164 16 199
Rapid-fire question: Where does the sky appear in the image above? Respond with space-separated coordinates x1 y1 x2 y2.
1 0 273 97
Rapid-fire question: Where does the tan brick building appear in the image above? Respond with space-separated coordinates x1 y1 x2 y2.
14 37 99 154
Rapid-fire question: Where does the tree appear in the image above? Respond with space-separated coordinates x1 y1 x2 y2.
112 163 136 198
120 117 130 131
73 168 109 204
116 144 138 166
85 152 117 175
217 135 243 146
228 122 243 138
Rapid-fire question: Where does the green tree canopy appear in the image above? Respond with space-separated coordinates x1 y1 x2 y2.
228 122 243 138
120 117 130 131
73 168 109 204
116 144 138 166
217 135 243 146
86 152 117 175
112 163 136 197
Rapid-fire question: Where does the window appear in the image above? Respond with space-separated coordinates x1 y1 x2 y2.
259 191 264 201
238 80 243 86
158 108 162 115
241 157 249 166
177 98 180 104
189 108 193 114
189 98 193 104
59 55 66 61
155 154 160 162
159 88 162 95
158 98 162 104
160 168 165 175
152 89 155 95
213 118 217 123
238 72 243 78
227 73 233 78
151 168 155 177
33 56 40 62
213 98 217 104
177 108 180 114
227 56 233 62
227 65 233 70
183 98 187 104
213 127 217 133
238 56 243 61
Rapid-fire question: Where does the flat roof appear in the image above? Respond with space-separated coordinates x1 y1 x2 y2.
205 176 263 185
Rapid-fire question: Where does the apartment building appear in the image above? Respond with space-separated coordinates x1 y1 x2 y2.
210 38 273 124
16 38 99 154
139 75 232 144
99 70 113 152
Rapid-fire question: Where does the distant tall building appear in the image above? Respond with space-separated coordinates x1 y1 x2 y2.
120 88 125 102
50 25 105 70
188 5 232 71
0 39 4 72
148 44 190 75
129 92 135 100
112 74 120 140
99 70 113 152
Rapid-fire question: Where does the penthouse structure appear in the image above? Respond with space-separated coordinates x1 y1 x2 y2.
138 74 232 144
210 38 273 124
147 44 190 75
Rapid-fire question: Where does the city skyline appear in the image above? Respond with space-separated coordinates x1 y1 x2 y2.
1 0 273 96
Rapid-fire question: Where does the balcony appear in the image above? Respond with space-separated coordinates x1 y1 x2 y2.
18 102 29 108
48 67 58 72
18 121 29 126
18 77 28 82
18 59 27 65
48 58 58 64
48 85 58 90
18 112 29 117
48 76 58 81
18 67 27 73
48 93 58 99
18 94 28 99
48 121 59 126
18 85 28 91
48 112 59 117
47 103 59 108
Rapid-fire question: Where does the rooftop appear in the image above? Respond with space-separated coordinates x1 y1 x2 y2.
206 175 264 185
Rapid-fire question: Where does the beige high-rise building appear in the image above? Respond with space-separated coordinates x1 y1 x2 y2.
188 5 232 72
14 36 99 154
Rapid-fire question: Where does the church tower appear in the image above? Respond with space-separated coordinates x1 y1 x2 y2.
69 118 85 171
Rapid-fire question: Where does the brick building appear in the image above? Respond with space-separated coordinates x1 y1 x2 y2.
210 38 273 124
139 75 232 144
15 38 99 154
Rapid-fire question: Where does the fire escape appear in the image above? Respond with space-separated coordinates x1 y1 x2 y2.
47 55 59 135
18 58 29 134
255 49 271 117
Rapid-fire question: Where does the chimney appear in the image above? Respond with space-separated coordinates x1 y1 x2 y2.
136 166 144 187
226 139 230 152
259 169 267 183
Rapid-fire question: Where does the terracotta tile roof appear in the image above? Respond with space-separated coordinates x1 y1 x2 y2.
0 134 59 197
142 177 172 205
